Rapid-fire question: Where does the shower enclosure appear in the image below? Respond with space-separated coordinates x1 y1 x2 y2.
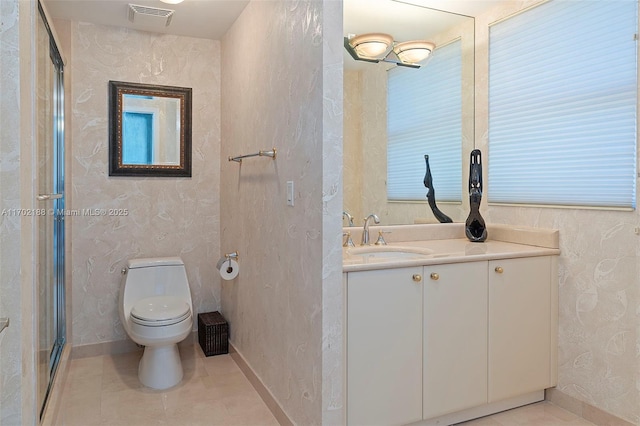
36 1 66 418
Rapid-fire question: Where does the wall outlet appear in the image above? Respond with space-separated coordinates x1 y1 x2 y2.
287 181 294 206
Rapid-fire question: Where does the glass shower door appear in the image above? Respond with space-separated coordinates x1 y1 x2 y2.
36 2 65 418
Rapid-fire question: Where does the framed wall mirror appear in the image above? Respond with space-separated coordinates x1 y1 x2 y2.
109 81 192 177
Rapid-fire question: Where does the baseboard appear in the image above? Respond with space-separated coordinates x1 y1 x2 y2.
407 391 544 425
70 331 197 358
71 338 140 358
545 388 635 426
229 342 293 426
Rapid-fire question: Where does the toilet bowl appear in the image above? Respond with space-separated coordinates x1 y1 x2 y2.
119 257 193 390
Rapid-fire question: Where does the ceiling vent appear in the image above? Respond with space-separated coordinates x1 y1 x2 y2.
128 4 175 27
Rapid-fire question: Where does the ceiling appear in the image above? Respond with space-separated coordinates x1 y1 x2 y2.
395 0 505 17
43 0 250 40
43 0 505 42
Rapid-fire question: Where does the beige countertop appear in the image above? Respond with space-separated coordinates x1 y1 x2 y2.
343 223 560 273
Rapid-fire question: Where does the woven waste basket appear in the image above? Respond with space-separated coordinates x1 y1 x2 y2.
198 311 229 356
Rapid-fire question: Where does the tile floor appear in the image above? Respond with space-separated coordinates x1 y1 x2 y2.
54 343 278 425
456 401 597 425
55 343 596 426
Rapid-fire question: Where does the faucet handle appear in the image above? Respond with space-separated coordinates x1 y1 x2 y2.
343 232 355 247
374 230 390 246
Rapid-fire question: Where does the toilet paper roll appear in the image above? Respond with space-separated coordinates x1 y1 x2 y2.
217 258 239 280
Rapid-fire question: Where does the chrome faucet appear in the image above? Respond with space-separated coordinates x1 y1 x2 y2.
343 211 354 227
361 214 380 245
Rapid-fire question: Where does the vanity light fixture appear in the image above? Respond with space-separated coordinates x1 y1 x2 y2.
159 0 184 4
344 33 435 68
348 33 394 60
393 40 435 64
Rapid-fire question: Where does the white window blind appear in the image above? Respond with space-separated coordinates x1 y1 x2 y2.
387 39 462 202
488 0 637 209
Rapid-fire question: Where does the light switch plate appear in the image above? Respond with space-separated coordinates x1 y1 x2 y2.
287 181 294 206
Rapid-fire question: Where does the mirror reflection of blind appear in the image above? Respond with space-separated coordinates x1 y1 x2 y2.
123 112 153 165
488 0 637 208
387 39 463 202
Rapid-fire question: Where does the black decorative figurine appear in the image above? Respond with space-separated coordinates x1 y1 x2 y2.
465 149 487 242
423 155 453 223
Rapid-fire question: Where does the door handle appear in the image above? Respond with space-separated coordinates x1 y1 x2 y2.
36 193 63 201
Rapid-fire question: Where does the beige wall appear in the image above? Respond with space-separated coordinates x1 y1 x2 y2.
67 22 221 346
343 70 364 223
0 1 24 422
320 1 345 423
0 0 39 423
220 1 331 424
474 1 640 423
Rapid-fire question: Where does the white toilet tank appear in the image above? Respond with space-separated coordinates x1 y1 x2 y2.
120 257 192 324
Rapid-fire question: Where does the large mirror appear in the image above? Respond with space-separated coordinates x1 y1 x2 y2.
343 0 475 226
109 81 192 177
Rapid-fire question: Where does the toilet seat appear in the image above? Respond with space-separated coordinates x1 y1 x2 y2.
131 296 191 327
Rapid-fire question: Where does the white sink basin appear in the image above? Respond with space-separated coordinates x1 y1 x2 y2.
346 246 434 260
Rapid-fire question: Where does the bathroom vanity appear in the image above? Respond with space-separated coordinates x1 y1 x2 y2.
342 223 559 426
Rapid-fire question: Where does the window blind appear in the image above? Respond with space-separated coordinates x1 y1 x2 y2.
488 0 637 208
387 39 463 202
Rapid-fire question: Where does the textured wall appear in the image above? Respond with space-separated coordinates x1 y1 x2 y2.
69 23 221 346
475 1 640 423
0 0 26 422
1 0 41 422
220 1 325 424
321 0 344 423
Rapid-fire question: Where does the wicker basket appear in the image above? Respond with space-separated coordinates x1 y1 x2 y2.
197 311 229 356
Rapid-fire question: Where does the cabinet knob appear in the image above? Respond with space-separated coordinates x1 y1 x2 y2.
412 274 422 282
430 273 439 281
495 266 504 274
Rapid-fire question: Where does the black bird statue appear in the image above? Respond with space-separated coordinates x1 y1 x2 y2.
465 149 487 242
423 155 453 223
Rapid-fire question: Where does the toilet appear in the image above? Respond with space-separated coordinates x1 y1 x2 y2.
119 256 193 390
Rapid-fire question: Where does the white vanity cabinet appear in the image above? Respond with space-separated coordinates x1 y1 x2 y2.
423 261 488 419
345 255 557 425
347 267 423 426
488 256 554 402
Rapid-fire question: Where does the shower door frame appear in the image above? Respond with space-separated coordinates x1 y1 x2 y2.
37 1 66 419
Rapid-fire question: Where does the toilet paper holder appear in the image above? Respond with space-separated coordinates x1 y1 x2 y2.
224 251 239 262
223 251 239 270
217 251 240 281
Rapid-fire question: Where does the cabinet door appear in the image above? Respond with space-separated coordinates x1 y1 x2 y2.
488 257 552 402
423 262 488 419
347 267 423 426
